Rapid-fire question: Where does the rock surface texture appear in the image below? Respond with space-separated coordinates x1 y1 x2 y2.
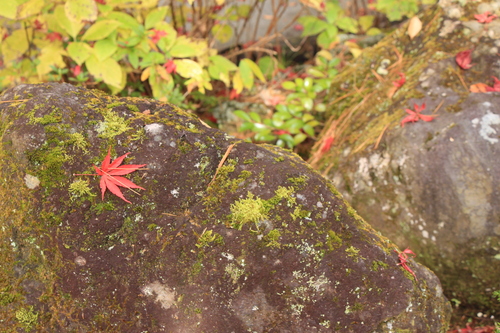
310 1 500 313
0 83 450 332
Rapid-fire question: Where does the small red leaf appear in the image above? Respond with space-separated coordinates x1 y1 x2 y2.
456 49 474 70
76 147 146 203
475 11 497 23
401 103 436 127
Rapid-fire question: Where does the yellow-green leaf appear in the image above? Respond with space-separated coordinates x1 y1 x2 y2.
239 60 253 89
211 24 233 44
358 15 374 32
85 55 123 88
65 0 97 23
36 43 67 77
174 59 202 79
0 1 18 19
18 0 45 19
209 55 237 71
145 6 168 30
170 44 196 58
1 28 30 63
54 5 84 39
67 42 92 65
232 71 243 94
241 58 265 83
93 38 117 61
81 20 121 41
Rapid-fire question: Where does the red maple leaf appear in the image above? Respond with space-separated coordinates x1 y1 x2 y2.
474 11 497 23
395 248 418 281
320 136 335 153
393 73 406 88
401 103 436 127
485 76 500 92
149 29 167 44
455 49 473 69
75 148 146 203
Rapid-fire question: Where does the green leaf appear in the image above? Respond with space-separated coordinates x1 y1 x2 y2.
128 49 139 69
85 55 123 88
285 118 304 134
367 27 382 36
211 24 233 44
315 103 326 112
293 133 307 145
255 132 276 142
67 42 93 65
81 20 121 41
210 55 238 71
358 15 374 31
298 16 328 36
307 68 325 78
106 11 141 32
170 44 197 58
145 6 168 29
257 56 276 79
282 81 296 90
140 52 166 67
234 110 252 122
54 5 84 39
241 59 265 83
249 112 261 123
93 38 117 61
65 0 97 23
237 4 252 18
239 60 253 90
337 17 358 33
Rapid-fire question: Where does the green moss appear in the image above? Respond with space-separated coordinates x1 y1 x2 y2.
68 179 97 201
263 229 282 248
326 230 343 251
371 260 389 271
67 132 89 152
96 109 132 139
26 145 70 189
195 229 224 248
243 158 255 164
126 104 140 112
291 206 311 220
29 106 62 125
274 156 284 162
345 246 364 262
230 192 269 230
225 262 245 284
15 306 38 331
287 175 309 186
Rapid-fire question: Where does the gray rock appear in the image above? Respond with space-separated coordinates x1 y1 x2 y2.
0 83 450 332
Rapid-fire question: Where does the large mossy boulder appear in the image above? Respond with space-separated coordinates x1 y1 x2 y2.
310 1 500 313
0 83 450 332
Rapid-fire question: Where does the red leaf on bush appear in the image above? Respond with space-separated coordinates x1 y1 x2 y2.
46 32 62 42
150 29 167 44
474 11 497 23
401 103 436 127
71 65 81 76
163 59 176 74
456 49 473 69
75 148 146 203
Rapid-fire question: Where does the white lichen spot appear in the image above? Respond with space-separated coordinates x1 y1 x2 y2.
316 201 323 208
422 230 429 239
170 188 179 198
144 123 164 136
221 252 234 260
74 256 86 266
140 281 176 309
24 174 40 189
471 110 500 144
